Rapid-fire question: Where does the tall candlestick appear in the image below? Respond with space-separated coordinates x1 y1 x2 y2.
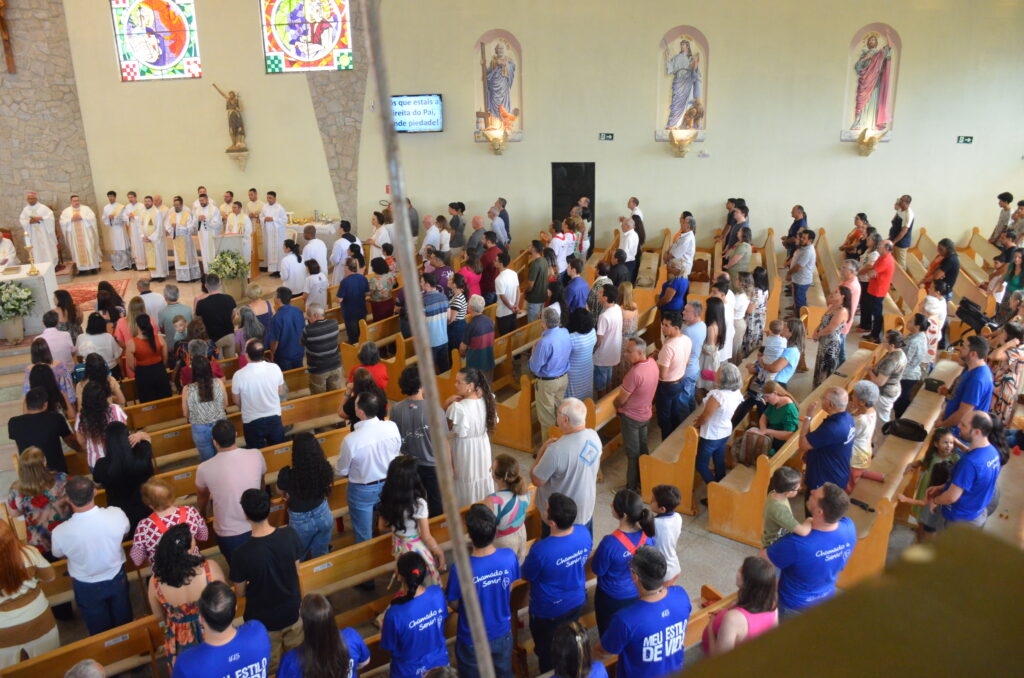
25 245 38 276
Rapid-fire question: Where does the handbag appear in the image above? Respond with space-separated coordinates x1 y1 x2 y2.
882 418 928 442
922 377 944 393
701 368 717 382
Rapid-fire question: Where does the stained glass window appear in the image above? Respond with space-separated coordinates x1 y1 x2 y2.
110 0 202 81
261 0 353 73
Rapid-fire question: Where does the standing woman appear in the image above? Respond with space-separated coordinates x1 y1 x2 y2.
278 593 370 678
76 314 123 378
732 272 751 364
546 280 569 324
448 202 466 252
592 489 656 636
381 552 451 678
181 356 227 461
741 267 770 357
811 286 852 387
277 433 335 561
566 308 597 400
368 256 397 320
696 296 727 403
893 313 930 418
5 448 71 557
0 520 59 668
233 305 266 364
244 283 274 331
550 621 608 678
24 352 75 419
444 368 497 507
130 478 208 567
147 523 226 667
74 353 126 407
866 330 908 428
436 215 452 254
484 454 532 561
127 314 171 403
52 289 83 343
694 363 743 485
447 273 469 351
95 289 124 333
91 422 154 532
702 556 778 655
919 281 949 366
378 456 446 585
840 213 871 258
114 296 147 378
280 239 306 296
989 322 1024 428
724 226 753 285
457 249 483 299
614 281 640 383
75 381 129 468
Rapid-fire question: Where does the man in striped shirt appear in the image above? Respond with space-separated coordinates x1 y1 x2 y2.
301 303 342 393
421 272 451 374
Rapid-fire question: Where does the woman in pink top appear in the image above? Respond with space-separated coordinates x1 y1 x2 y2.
458 250 484 298
702 556 779 655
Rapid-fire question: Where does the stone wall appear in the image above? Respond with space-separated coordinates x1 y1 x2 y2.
306 6 369 222
0 0 95 261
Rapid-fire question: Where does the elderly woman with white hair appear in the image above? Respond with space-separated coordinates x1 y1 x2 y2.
866 330 907 427
694 362 744 487
847 380 885 492
658 259 690 312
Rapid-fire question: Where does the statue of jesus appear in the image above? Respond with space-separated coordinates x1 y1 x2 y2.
851 31 894 131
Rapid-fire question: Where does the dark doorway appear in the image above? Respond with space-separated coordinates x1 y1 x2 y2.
551 163 595 249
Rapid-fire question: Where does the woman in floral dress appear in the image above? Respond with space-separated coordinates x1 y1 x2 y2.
990 323 1024 427
6 448 71 557
741 267 769 357
811 287 851 388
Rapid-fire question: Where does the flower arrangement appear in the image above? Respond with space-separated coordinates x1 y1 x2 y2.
0 281 35 320
208 250 248 279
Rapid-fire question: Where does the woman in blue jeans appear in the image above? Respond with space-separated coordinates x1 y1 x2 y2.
181 356 226 461
276 433 334 560
694 363 744 487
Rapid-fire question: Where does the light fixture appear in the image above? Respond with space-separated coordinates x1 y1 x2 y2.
855 128 887 156
668 128 699 157
483 126 508 155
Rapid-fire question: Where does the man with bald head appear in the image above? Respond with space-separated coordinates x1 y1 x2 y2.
798 387 856 493
488 206 508 246
19 192 58 266
466 215 486 254
419 214 439 260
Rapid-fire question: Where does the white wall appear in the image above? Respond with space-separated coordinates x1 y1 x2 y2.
356 0 1024 249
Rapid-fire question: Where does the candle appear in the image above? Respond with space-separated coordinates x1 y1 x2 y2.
24 232 30 247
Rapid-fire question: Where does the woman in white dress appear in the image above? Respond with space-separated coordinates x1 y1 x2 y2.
445 367 498 507
280 239 307 297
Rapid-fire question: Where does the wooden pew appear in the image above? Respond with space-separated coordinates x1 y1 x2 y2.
958 227 999 283
639 415 701 516
492 375 537 452
762 230 782 325
121 355 243 404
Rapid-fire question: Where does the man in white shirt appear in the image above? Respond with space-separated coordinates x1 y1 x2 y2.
419 215 440 260
628 196 644 223
101 190 131 271
51 476 132 635
668 213 696 277
260 191 288 276
19 191 58 266
494 251 520 336
232 340 286 448
488 206 509 246
889 194 915 268
619 216 640 280
40 310 75 372
137 277 166 320
593 284 623 394
301 225 328 274
335 391 401 543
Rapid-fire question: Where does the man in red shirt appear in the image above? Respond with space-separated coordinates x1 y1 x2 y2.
479 231 502 306
862 240 895 343
614 337 660 491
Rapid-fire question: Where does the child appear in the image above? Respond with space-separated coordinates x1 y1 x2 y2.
302 259 328 309
171 315 188 344
649 485 683 586
847 380 884 492
592 489 657 636
897 461 953 541
378 456 446 587
380 552 451 678
742 319 787 405
762 467 812 548
383 242 397 272
446 504 520 678
484 454 532 561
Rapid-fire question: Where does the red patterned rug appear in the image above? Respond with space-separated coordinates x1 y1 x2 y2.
63 279 130 309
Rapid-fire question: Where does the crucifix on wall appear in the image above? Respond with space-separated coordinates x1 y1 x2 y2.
0 0 15 74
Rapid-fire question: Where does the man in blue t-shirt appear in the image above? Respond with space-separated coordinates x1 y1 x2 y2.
523 493 593 673
266 287 306 371
336 257 370 344
446 504 520 678
596 546 691 678
761 482 856 618
799 387 855 491
929 411 1002 528
937 335 994 435
173 581 271 678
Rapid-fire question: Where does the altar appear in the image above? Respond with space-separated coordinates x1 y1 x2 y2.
0 262 59 339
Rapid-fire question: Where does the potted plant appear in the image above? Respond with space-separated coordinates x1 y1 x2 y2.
0 280 36 345
208 249 248 300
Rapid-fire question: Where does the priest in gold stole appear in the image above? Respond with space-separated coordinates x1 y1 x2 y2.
246 187 264 270
225 201 253 276
141 195 169 281
167 196 199 282
59 195 100 274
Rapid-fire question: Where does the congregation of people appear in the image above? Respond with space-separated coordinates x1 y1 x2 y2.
1 189 1016 678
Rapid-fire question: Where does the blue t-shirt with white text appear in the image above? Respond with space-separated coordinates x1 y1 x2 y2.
767 517 856 610
599 587 691 678
172 620 271 678
941 444 1001 522
446 548 520 645
381 586 450 678
592 530 654 600
942 365 994 422
804 411 855 490
522 525 593 619
277 628 368 678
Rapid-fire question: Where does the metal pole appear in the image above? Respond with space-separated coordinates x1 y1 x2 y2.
356 2 497 677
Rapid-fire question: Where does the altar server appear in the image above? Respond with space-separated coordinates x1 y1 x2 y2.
102 191 131 271
260 191 287 276
225 201 254 274
191 194 222 267
123 191 145 270
167 196 199 282
140 195 168 280
301 225 328 275
59 195 100 274
19 192 58 266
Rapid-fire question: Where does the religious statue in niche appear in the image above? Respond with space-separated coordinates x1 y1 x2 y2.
474 30 523 143
213 84 249 169
655 26 709 142
841 23 900 142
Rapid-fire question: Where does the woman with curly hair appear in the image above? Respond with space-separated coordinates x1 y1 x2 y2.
146 523 225 666
277 433 335 560
74 380 128 468
378 456 446 586
444 367 497 506
23 339 76 417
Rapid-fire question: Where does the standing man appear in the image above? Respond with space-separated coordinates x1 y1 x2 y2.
889 194 915 268
219 190 234 223
480 232 502 306
679 301 707 420
405 197 420 237
191 186 207 214
550 219 576 277
494 252 520 336
530 307 571 433
260 191 287 277
158 284 192 339
488 207 509 247
799 388 856 492
301 303 342 393
614 337 659 491
123 191 145 270
267 287 306 371
787 230 816 317
627 196 644 222
171 583 271 678
19 191 58 266
167 196 199 283
936 335 994 433
654 311 693 438
619 217 639 281
593 284 623 394
390 366 446 516
301 225 328 274
564 258 589 313
522 240 549 322
191 194 223 268
195 273 238 358
782 204 808 261
667 212 696 276
496 197 510 242
232 340 286 449
59 195 100 275
421 272 451 373
861 240 895 344
466 215 486 254
50 476 132 635
141 195 168 280
101 191 131 271
419 215 440 260
335 392 401 544
246 188 264 268
927 411 1002 529
137 278 166 320
336 258 369 344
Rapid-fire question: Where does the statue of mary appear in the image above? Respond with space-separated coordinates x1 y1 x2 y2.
665 39 702 129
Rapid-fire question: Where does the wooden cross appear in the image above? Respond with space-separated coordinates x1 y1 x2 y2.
0 0 15 74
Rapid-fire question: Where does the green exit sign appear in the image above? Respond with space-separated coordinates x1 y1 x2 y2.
957 136 974 144
599 132 614 141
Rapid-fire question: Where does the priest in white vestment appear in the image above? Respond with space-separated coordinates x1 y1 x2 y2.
191 186 207 216
191 195 222 267
59 195 100 274
245 188 264 269
154 195 171 273
259 191 287 275
224 201 254 276
19 192 58 266
140 196 168 280
301 225 328 275
123 192 145 270
167 197 199 282
0 234 20 267
102 191 131 271
219 191 234 225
